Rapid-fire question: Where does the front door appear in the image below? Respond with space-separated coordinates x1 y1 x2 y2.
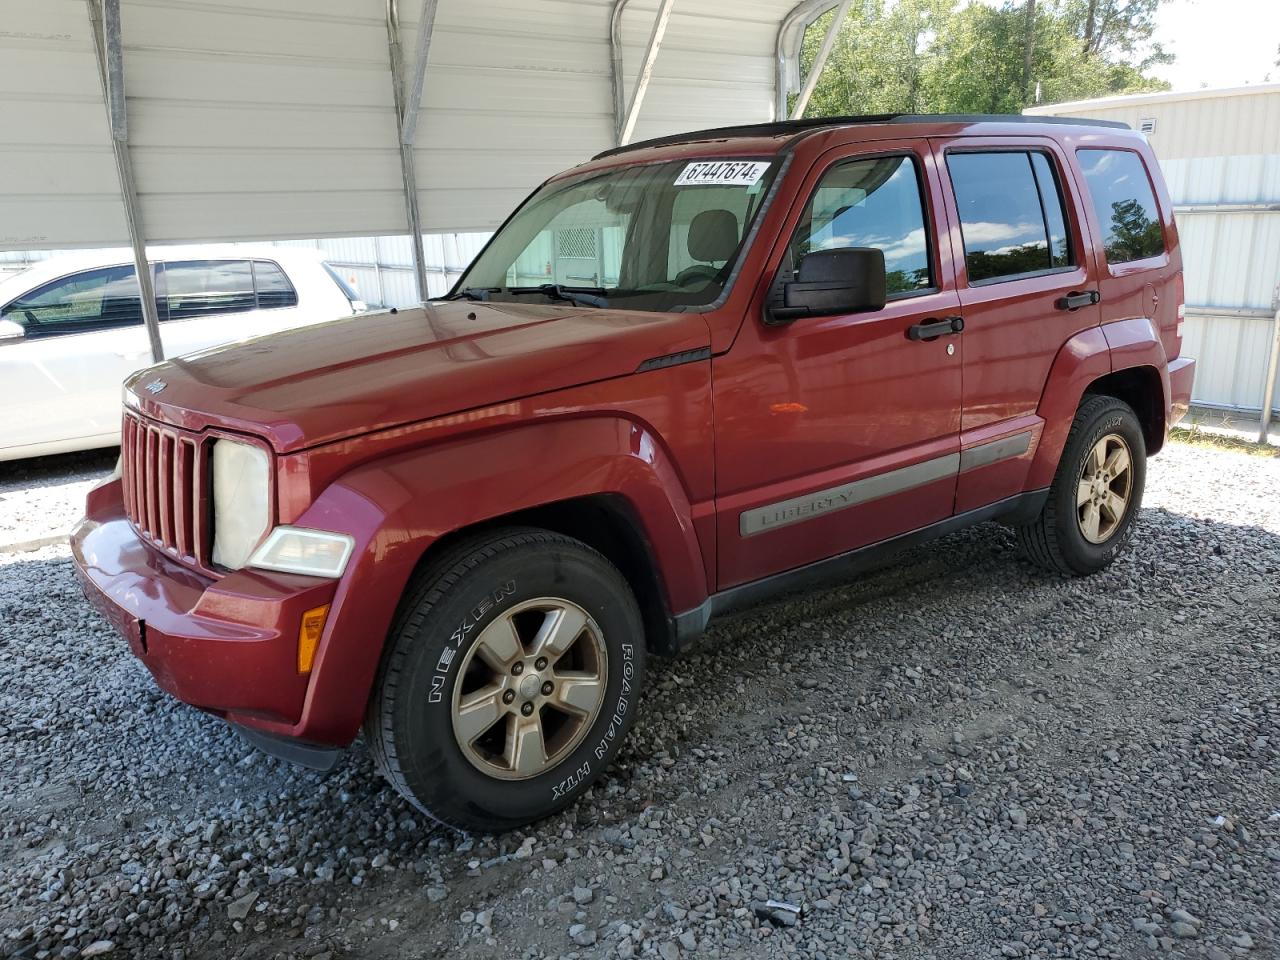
713 139 964 589
0 263 149 456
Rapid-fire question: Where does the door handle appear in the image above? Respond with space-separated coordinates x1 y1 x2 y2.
906 315 964 341
1056 290 1100 311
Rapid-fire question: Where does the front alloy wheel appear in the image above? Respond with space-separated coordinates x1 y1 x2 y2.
452 598 607 780
365 528 646 832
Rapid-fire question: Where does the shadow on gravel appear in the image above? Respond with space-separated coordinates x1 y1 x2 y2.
1 501 1277 960
0 447 118 493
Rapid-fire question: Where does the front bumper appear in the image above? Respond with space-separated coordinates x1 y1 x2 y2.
70 478 339 741
1168 355 1196 427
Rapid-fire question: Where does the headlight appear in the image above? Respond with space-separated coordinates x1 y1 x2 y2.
248 527 355 578
211 439 271 570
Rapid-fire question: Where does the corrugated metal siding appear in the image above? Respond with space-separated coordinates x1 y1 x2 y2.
2 0 806 250
1026 85 1280 160
1028 88 1280 414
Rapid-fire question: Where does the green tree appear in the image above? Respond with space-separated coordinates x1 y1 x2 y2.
795 0 1172 119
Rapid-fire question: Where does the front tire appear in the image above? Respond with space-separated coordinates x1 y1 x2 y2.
365 528 646 832
1016 394 1146 575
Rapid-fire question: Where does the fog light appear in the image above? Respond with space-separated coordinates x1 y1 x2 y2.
298 604 330 674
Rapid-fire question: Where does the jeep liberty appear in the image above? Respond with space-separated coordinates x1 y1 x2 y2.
72 114 1196 831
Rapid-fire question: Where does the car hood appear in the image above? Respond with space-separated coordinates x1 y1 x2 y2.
125 300 711 452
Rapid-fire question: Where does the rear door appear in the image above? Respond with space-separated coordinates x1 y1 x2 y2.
713 139 964 588
930 137 1102 512
156 258 303 357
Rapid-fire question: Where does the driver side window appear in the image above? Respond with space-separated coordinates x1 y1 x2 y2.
789 154 933 296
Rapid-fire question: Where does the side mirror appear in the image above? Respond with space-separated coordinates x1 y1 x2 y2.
0 318 25 344
768 247 887 323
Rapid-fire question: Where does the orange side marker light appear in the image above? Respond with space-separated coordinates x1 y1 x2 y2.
298 604 330 674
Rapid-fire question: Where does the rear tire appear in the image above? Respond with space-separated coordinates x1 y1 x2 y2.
365 527 646 832
1016 395 1146 575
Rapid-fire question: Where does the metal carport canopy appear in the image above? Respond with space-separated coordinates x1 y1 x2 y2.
2 0 840 253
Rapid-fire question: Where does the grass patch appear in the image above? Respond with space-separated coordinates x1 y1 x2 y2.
1170 423 1279 458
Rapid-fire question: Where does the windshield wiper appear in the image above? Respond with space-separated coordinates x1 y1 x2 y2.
508 284 609 309
448 287 497 302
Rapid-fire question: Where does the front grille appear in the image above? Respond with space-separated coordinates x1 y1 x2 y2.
121 412 205 564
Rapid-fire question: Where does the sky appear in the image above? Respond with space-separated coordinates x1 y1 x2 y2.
1148 0 1280 91
966 0 1280 92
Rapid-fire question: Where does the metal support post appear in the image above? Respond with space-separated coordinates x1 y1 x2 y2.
790 0 853 120
87 0 164 362
616 0 675 146
386 0 436 304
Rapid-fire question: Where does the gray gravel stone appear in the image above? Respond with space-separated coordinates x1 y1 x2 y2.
2 442 1279 960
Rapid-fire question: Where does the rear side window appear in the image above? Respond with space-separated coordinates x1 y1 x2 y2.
252 260 299 309
1077 149 1165 264
789 155 932 295
947 151 1073 284
158 260 256 321
1 265 142 336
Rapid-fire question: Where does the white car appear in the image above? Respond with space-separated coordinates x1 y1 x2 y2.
0 244 366 461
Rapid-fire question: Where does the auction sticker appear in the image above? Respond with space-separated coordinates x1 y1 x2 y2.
674 160 771 187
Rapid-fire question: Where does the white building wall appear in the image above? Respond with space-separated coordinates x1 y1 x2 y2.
1027 86 1280 415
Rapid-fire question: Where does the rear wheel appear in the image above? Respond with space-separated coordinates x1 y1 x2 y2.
1016 395 1146 575
365 528 646 832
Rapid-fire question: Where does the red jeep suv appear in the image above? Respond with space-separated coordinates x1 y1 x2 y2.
72 114 1195 831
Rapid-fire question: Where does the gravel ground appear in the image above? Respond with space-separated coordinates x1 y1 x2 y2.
1 441 1277 960
0 449 117 551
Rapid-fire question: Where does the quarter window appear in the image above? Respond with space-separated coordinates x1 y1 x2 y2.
947 151 1074 284
1077 149 1165 263
0 265 142 336
252 260 299 309
789 155 932 295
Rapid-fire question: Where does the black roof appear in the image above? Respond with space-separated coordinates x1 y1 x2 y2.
592 112 1131 160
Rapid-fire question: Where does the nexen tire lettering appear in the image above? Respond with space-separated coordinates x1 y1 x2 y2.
427 579 516 704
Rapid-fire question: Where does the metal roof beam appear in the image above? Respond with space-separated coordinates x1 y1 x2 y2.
789 0 852 120
616 0 676 146
399 0 439 146
385 0 430 304
87 0 164 363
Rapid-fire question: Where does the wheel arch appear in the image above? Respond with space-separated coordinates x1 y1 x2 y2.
1083 364 1167 456
1030 320 1170 488
279 415 709 745
397 493 679 657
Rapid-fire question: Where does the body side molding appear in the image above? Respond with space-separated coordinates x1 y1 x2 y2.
677 488 1049 648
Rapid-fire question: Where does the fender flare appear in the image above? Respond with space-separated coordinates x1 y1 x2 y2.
1028 318 1170 489
283 415 708 744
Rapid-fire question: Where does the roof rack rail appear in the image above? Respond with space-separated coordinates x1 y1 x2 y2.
592 113 1131 160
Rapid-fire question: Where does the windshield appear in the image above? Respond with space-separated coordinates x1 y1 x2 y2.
452 157 781 312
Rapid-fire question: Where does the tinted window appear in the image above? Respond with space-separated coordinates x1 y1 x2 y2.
1031 153 1071 269
789 155 931 295
1 265 142 336
1077 149 1165 263
158 260 255 320
253 260 298 309
948 151 1074 283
